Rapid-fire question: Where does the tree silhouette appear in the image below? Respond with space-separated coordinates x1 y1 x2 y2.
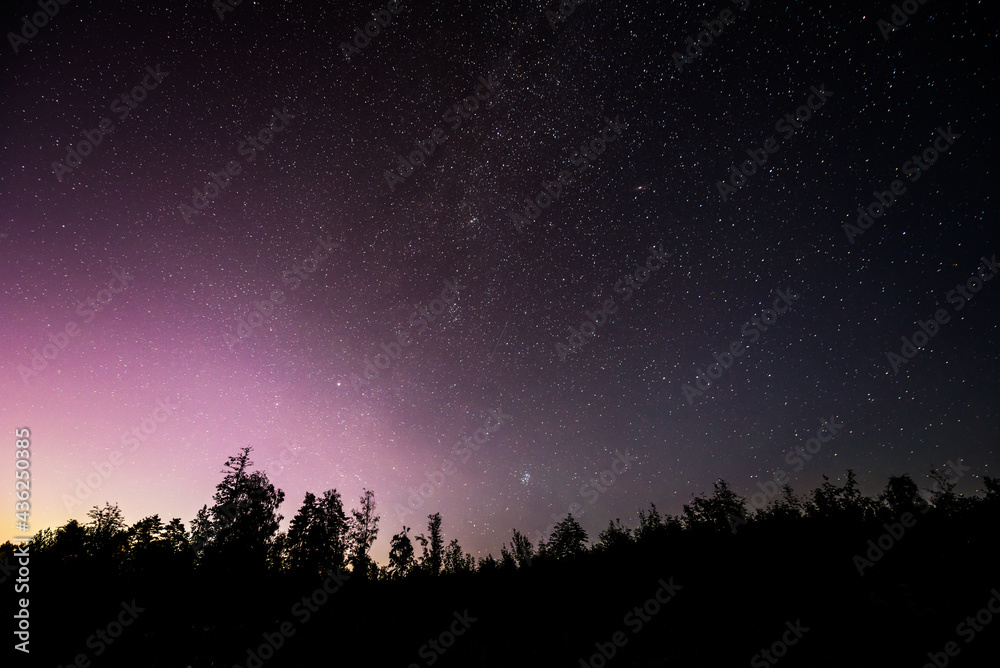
476 553 500 574
809 474 842 520
547 514 588 560
347 488 380 578
878 474 920 517
125 514 194 575
808 470 876 522
595 519 633 552
756 484 806 525
926 465 961 514
984 476 1000 503
682 479 747 533
52 519 87 562
189 504 214 565
29 527 56 553
635 502 681 544
288 492 321 574
162 518 189 551
158 517 193 573
127 514 164 570
87 502 126 542
443 538 475 574
288 489 349 576
509 528 535 568
419 512 444 576
499 541 516 571
86 502 128 568
636 502 664 542
24 465 996 589
129 514 164 547
268 531 289 574
388 525 416 578
202 446 285 573
317 489 350 570
20 457 1000 668
839 469 875 521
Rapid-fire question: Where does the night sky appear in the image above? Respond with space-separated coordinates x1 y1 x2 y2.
2 0 997 564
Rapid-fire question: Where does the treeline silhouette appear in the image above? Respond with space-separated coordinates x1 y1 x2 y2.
6 447 1000 667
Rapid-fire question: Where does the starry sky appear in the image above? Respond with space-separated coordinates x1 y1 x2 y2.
2 0 997 564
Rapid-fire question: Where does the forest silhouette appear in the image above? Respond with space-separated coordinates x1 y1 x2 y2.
6 447 1000 667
